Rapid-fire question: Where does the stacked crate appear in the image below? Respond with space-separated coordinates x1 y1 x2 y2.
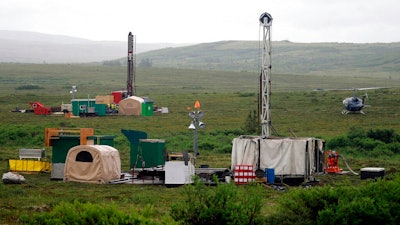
234 164 255 184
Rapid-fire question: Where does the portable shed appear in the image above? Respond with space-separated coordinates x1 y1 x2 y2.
118 96 144 115
64 145 121 184
231 136 324 182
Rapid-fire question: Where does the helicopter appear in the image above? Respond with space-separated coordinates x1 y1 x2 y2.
313 87 386 115
342 93 368 114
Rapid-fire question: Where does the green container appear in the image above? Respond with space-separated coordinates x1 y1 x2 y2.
141 102 154 116
95 104 107 116
51 135 81 163
87 135 115 146
71 99 96 116
121 129 148 169
131 139 165 168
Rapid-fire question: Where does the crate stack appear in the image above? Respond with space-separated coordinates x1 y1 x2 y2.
234 164 255 184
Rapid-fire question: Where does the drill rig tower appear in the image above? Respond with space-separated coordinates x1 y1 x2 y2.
259 12 273 137
127 32 136 97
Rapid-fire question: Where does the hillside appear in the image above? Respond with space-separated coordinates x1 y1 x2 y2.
1 31 400 79
0 30 191 63
136 40 400 76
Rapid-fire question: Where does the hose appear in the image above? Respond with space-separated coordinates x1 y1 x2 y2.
339 154 359 175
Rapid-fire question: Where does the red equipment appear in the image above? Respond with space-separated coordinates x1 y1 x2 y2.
324 150 343 174
29 102 51 115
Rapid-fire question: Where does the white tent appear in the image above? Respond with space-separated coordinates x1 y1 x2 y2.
231 136 324 181
64 145 121 184
118 96 144 115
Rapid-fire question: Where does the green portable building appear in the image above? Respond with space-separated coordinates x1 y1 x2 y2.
71 99 96 116
52 135 81 163
95 104 107 116
131 139 166 168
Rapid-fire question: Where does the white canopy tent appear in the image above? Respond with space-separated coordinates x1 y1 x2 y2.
231 136 324 182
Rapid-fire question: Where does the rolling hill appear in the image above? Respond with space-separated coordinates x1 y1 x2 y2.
0 30 191 63
135 40 400 76
1 30 400 79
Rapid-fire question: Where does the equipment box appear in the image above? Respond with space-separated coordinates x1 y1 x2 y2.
234 165 255 184
360 167 385 180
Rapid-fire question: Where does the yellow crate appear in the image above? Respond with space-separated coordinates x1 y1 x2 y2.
9 159 51 172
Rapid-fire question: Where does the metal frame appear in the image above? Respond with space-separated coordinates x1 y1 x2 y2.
259 12 273 137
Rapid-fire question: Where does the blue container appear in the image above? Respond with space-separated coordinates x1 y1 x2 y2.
265 168 275 184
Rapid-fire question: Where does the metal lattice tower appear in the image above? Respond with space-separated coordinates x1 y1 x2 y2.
259 12 273 137
127 32 136 97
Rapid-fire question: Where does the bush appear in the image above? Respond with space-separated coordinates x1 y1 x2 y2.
367 128 399 143
327 127 400 156
19 201 176 225
15 84 43 90
347 126 366 141
352 137 385 152
267 173 400 225
170 176 264 225
326 136 350 149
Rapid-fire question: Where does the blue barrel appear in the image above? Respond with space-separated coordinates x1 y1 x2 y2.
265 168 275 184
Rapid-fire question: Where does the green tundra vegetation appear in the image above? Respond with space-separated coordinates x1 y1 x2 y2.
0 48 399 225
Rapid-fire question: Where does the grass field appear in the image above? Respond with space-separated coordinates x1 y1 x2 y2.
0 63 399 224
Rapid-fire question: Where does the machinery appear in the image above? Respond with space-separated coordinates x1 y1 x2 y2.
29 102 51 115
127 32 136 97
324 150 343 174
111 32 136 104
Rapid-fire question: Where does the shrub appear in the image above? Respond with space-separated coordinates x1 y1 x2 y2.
15 84 43 90
170 176 264 225
19 200 176 225
367 128 398 144
267 173 400 225
327 127 400 156
347 126 366 141
326 136 350 149
352 137 384 152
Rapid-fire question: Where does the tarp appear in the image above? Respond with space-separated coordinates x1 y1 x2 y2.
231 136 324 180
64 145 121 184
118 96 144 115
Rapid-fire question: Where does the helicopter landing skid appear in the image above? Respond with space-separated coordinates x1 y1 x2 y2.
342 110 365 115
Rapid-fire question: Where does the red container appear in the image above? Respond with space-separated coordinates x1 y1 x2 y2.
234 164 255 184
111 91 128 104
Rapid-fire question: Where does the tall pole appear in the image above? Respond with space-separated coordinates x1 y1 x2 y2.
127 32 136 97
259 12 273 137
188 100 205 167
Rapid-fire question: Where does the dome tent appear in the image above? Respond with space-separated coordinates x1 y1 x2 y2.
118 96 144 115
64 145 121 184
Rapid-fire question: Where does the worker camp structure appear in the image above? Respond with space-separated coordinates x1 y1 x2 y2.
231 136 325 183
118 96 144 115
64 145 121 184
118 96 154 116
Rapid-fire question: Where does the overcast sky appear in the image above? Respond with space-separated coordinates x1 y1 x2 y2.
0 0 399 43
